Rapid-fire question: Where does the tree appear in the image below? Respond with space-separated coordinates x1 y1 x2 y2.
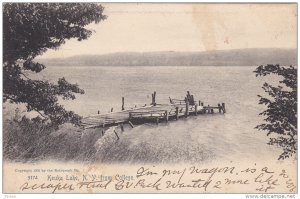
3 3 106 127
254 64 297 160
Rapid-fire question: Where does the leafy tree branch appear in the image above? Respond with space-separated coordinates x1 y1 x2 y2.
3 3 106 127
254 64 297 160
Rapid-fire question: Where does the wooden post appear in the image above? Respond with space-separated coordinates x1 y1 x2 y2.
128 121 134 128
211 108 214 114
114 130 120 140
222 103 226 113
122 97 125 111
165 110 169 123
195 104 198 115
156 117 159 125
101 124 105 136
201 102 204 106
218 104 222 113
111 108 113 112
207 105 210 114
175 107 179 120
98 110 100 114
152 91 156 106
151 93 153 104
185 99 189 118
199 100 201 106
120 124 124 132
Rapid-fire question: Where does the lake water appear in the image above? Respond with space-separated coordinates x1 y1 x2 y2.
31 66 283 163
37 66 264 116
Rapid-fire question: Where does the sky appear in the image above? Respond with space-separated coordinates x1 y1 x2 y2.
40 3 297 59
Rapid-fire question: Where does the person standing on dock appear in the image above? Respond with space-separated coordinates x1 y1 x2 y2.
186 91 195 105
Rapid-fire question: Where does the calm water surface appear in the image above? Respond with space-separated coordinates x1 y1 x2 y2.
25 66 282 163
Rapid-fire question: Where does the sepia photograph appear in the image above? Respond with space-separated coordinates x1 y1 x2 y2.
2 2 297 195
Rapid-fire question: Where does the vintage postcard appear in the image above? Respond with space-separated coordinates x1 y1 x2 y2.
2 2 297 195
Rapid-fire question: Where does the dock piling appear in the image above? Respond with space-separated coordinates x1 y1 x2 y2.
122 97 125 111
151 91 157 106
195 104 198 115
165 110 169 123
185 98 189 118
101 124 105 136
114 130 120 140
222 103 226 113
128 121 134 128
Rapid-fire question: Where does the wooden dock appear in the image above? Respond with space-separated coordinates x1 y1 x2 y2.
81 91 226 130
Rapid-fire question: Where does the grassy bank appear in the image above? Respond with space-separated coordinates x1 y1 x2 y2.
3 108 214 164
3 109 104 162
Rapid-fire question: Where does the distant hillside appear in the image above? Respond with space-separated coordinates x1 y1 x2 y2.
38 48 297 66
